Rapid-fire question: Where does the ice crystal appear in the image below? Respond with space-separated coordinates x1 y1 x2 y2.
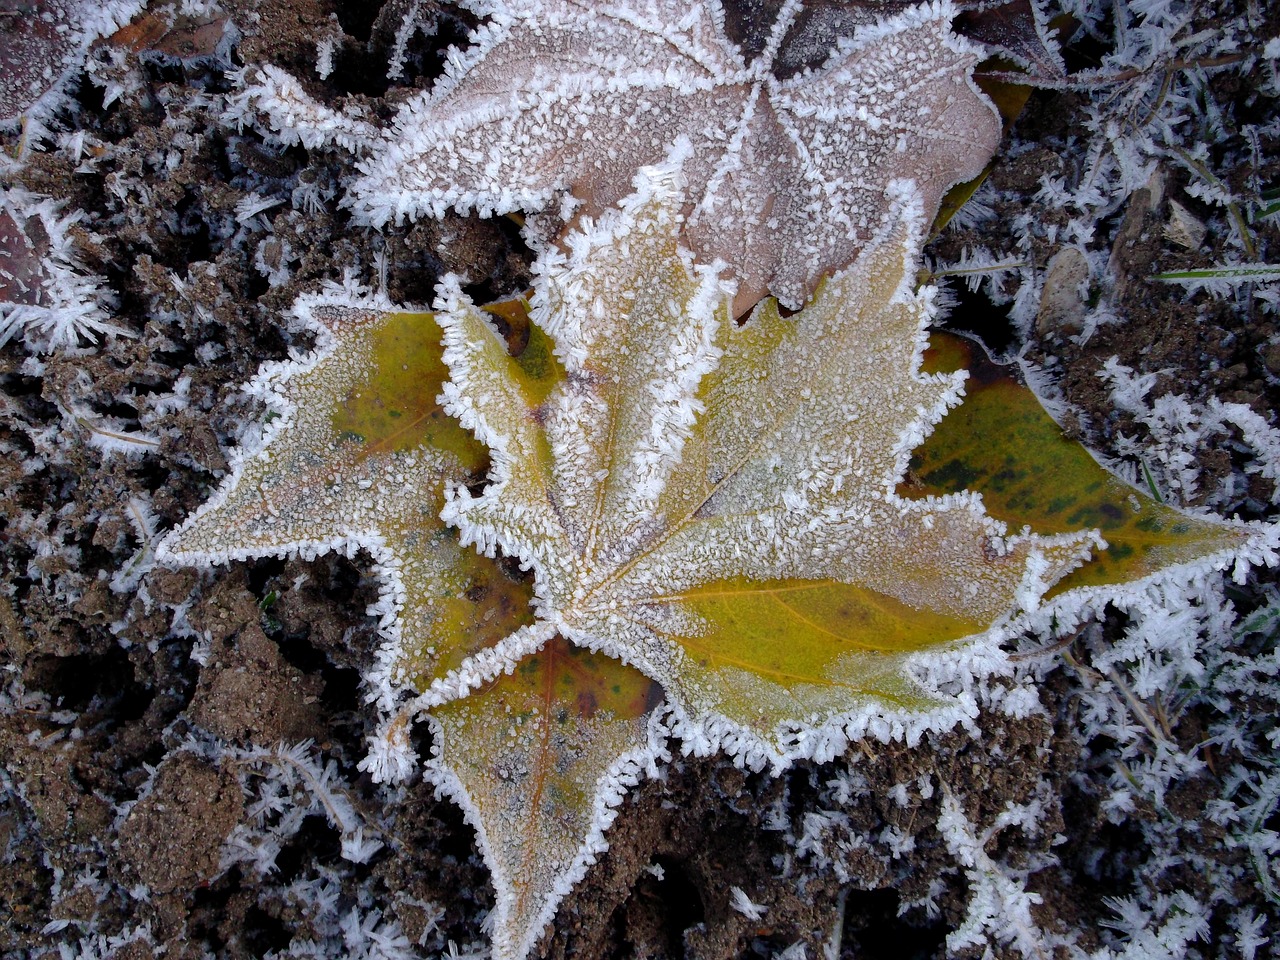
157 150 1274 959
256 0 1000 311
0 0 145 128
0 187 125 352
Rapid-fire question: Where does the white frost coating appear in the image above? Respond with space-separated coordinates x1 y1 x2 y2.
440 159 1108 777
1100 356 1280 507
328 0 1001 310
0 187 129 353
224 65 380 153
666 681 983 774
384 0 439 81
424 703 670 960
416 620 557 709
109 496 160 595
0 0 147 133
729 886 768 921
938 789 1070 959
359 711 419 786
221 740 385 871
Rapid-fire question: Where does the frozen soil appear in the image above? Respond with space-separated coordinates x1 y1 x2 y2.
1 1 1278 959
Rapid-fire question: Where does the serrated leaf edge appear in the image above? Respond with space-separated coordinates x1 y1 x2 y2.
422 701 672 960
434 159 1108 772
155 284 448 720
1027 522 1280 638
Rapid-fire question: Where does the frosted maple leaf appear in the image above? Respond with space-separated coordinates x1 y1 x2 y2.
345 0 1001 311
155 157 1268 960
154 290 539 728
424 158 1184 956
435 158 1100 770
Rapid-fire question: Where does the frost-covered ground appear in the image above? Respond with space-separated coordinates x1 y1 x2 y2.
1 1 1279 959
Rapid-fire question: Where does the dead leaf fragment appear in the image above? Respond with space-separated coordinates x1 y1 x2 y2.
0 0 146 122
349 0 1001 312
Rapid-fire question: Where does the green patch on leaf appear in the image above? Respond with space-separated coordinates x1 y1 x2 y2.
331 311 487 470
907 334 1246 595
161 303 532 691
